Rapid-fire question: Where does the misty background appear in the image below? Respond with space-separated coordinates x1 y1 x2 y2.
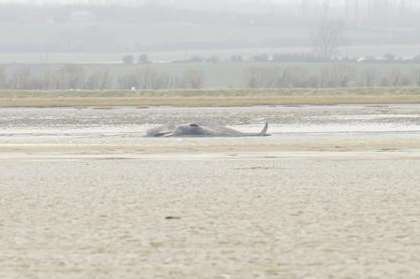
1 0 420 90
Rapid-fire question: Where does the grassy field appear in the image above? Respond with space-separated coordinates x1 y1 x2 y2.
1 88 420 107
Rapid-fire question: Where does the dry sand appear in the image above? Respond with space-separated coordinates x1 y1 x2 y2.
1 152 420 278
1 105 420 278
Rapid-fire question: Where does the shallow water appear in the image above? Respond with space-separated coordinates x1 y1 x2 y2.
1 105 420 141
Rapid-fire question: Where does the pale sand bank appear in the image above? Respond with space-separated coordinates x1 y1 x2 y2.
1 134 420 157
1 153 420 278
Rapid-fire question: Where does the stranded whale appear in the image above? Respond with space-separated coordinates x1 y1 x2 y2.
146 122 269 137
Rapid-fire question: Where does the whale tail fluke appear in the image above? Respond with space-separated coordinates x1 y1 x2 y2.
259 122 269 136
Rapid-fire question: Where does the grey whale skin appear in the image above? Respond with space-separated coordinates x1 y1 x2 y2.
146 122 269 137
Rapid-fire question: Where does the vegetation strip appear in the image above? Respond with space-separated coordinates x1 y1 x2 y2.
1 95 420 107
1 89 420 107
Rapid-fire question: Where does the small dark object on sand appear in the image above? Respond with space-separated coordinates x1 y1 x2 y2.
165 216 182 220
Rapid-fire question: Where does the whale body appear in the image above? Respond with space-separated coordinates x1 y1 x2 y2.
146 122 269 137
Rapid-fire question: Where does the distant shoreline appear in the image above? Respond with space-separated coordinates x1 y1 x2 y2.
1 88 420 107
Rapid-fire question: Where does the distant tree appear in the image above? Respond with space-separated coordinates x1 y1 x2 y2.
271 53 322 63
413 69 420 86
86 70 112 89
252 54 270 63
412 55 420 63
9 66 32 89
42 68 59 90
122 55 135 65
334 64 355 87
138 54 150 64
272 54 287 63
312 19 345 60
381 68 410 87
59 65 86 89
384 53 396 62
189 56 205 63
206 56 220 63
117 67 179 90
320 64 354 88
361 67 378 87
183 69 204 89
0 66 6 88
230 55 243 63
118 72 138 89
245 67 273 88
277 66 311 88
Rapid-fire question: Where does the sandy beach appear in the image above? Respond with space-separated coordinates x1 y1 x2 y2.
1 105 420 278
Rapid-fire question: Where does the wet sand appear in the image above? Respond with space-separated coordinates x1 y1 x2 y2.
1 105 420 278
1 104 420 156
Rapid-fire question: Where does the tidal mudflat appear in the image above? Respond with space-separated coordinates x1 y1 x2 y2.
1 105 420 278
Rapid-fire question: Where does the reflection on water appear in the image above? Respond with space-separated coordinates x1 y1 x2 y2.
0 105 420 140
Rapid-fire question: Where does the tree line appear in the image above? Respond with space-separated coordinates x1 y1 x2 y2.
246 65 420 88
1 64 420 90
0 65 204 90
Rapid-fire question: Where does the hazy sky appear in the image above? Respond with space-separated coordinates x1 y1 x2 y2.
0 0 293 4
1 0 417 7
0 0 418 11
0 0 305 9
